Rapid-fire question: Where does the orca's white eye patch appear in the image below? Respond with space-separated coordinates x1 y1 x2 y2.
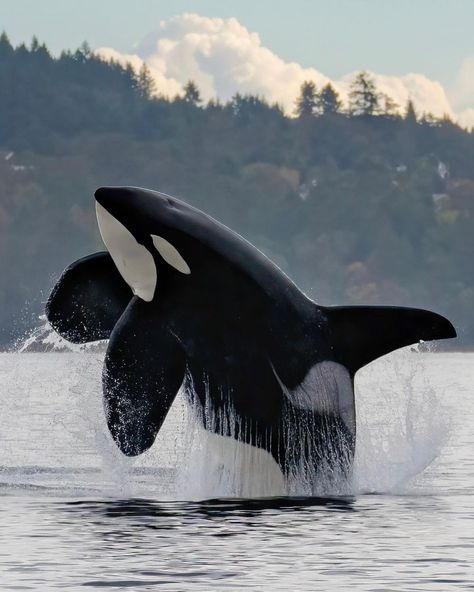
151 235 191 275
96 202 157 302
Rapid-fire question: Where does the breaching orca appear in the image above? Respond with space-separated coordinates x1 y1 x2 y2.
46 186 456 480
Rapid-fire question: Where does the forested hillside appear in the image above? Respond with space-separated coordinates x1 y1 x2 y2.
1 34 473 346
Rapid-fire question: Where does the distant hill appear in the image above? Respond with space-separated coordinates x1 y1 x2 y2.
1 34 473 346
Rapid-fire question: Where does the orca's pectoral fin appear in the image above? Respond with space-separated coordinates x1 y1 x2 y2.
46 252 132 343
103 299 186 456
326 305 456 374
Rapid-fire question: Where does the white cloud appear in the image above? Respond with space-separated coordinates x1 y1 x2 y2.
449 56 474 110
458 108 474 129
96 13 473 126
448 57 474 127
95 47 182 98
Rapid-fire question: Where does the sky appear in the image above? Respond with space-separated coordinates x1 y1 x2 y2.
2 0 474 125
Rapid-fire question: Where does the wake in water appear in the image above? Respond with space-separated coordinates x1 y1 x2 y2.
3 325 452 500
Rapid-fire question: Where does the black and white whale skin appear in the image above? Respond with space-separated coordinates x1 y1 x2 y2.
46 186 456 478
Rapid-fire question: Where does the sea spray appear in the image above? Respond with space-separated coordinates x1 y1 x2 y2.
353 347 451 494
174 350 451 498
7 324 453 498
174 373 353 499
16 315 107 353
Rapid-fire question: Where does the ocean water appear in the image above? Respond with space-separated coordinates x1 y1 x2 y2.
0 350 473 591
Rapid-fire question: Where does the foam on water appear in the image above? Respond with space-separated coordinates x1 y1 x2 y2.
2 328 454 500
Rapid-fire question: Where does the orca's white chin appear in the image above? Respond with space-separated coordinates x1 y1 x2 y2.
95 201 157 302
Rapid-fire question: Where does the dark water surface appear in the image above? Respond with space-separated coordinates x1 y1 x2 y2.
1 352 473 590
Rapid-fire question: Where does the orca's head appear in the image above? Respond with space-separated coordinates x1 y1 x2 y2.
95 186 193 302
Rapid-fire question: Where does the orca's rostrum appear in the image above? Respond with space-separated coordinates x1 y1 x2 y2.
46 187 456 480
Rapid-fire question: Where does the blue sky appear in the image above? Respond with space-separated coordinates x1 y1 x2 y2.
2 0 473 87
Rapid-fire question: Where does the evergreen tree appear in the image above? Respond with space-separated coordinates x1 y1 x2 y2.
79 41 92 57
318 83 342 115
295 81 318 118
0 31 13 58
136 63 156 98
380 93 400 117
349 71 380 116
183 80 202 105
30 36 40 51
405 99 418 123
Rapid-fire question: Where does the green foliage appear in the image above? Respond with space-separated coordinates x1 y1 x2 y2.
405 99 418 123
319 83 342 115
295 81 318 118
295 81 343 117
136 63 156 99
349 71 381 116
183 80 202 106
0 37 473 346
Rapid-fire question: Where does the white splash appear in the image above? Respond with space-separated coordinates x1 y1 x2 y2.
353 347 452 495
4 331 455 499
16 316 107 353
